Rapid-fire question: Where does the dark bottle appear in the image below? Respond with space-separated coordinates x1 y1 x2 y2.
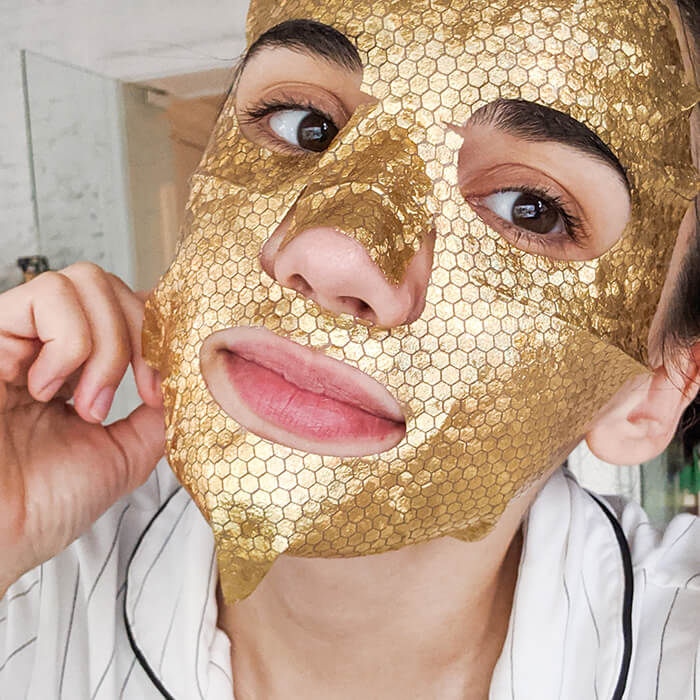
17 256 49 283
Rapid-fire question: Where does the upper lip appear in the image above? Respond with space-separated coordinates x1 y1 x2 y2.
203 326 405 424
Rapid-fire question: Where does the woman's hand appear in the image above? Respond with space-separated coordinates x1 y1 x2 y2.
0 262 165 596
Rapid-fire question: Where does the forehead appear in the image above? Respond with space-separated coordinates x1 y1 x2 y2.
246 0 673 96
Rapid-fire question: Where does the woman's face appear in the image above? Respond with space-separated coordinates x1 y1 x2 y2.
144 0 697 601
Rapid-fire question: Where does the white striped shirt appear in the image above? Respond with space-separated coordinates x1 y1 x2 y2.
1 463 698 699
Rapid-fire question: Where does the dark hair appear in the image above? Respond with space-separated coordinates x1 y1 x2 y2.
661 1 700 452
217 19 360 118
243 19 361 73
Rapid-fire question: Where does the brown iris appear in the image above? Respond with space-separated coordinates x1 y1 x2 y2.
511 193 560 234
298 112 338 152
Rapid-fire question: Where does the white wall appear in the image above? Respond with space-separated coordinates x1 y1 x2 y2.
1 0 248 289
23 52 136 284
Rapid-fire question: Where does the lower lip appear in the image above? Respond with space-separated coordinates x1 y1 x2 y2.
224 352 405 442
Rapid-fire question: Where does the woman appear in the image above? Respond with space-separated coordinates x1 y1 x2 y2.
1 0 699 698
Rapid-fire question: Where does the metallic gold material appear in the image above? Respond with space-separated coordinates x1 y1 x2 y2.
143 0 698 602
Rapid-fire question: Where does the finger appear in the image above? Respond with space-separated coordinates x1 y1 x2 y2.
0 335 41 384
107 276 162 408
0 272 93 401
105 403 165 495
53 368 81 402
60 262 133 423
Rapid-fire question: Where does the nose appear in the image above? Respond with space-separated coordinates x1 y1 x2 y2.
265 226 434 327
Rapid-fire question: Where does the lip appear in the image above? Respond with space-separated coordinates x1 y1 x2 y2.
200 327 406 457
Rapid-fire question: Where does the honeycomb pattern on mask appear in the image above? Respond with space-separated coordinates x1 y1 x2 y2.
143 0 698 602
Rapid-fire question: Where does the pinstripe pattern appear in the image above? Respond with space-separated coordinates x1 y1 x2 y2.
131 499 192 616
195 551 217 700
3 578 39 607
0 636 36 673
0 465 698 699
556 536 572 700
157 587 183 675
581 571 601 700
90 585 127 699
87 505 131 605
655 589 682 700
58 566 81 699
118 658 137 698
211 660 233 686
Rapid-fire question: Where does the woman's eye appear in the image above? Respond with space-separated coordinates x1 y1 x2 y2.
268 109 339 152
481 190 564 235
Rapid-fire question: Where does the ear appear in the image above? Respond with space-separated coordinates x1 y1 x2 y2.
585 352 700 466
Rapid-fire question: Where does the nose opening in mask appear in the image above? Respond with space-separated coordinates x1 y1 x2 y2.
268 224 434 327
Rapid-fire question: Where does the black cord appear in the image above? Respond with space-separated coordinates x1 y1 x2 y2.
587 491 635 700
123 488 182 700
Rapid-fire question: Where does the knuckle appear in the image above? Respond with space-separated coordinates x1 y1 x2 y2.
105 272 129 292
38 270 74 297
64 261 105 283
108 275 142 314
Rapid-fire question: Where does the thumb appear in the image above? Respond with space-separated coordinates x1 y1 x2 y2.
105 403 166 495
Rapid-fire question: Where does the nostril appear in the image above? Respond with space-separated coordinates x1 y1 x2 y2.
288 273 313 297
339 296 376 322
357 300 371 315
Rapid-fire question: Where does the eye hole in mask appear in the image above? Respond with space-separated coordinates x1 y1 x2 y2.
458 101 632 262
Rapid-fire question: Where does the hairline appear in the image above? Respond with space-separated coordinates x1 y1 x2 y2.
244 19 362 73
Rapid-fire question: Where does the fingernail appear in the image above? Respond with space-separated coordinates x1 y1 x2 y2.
39 378 64 401
90 386 115 422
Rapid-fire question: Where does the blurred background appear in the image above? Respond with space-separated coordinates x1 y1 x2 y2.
2 0 698 527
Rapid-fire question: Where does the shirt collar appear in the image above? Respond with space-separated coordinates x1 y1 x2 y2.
124 468 631 700
124 487 233 699
489 468 631 700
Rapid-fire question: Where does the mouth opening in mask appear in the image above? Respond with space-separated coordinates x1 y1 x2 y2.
200 326 406 457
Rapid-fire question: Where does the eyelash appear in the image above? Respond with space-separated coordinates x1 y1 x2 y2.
240 101 586 248
240 98 338 153
484 185 586 247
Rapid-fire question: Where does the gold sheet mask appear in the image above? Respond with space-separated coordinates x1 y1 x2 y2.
143 0 698 602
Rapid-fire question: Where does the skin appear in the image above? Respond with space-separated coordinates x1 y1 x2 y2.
0 40 699 700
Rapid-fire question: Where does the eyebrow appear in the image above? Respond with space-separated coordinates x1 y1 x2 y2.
244 19 362 73
471 99 630 189
238 29 629 189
